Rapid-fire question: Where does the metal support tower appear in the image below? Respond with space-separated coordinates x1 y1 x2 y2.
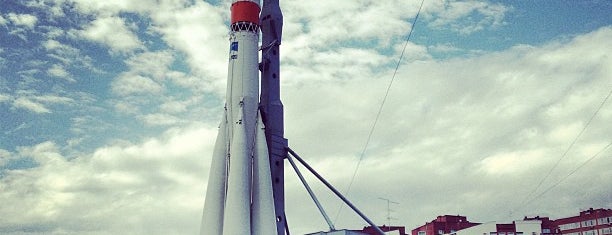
259 0 287 234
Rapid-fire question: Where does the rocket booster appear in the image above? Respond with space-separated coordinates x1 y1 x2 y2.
200 1 277 235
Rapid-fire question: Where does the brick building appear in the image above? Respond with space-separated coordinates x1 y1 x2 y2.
411 208 611 235
555 208 611 235
310 208 612 235
443 220 542 235
306 225 407 235
411 215 480 235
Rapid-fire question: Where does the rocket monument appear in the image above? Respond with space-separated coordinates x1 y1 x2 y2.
200 0 282 234
199 1 387 234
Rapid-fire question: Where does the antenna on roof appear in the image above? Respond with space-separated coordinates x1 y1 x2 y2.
378 197 400 226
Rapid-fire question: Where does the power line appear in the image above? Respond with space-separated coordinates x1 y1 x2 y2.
520 88 612 208
334 0 426 222
521 141 612 208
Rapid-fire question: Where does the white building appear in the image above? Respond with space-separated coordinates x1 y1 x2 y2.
306 229 403 235
444 220 541 235
306 230 369 235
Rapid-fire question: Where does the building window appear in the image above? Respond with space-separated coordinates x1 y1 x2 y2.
418 231 426 235
598 218 607 225
559 222 581 230
582 219 596 227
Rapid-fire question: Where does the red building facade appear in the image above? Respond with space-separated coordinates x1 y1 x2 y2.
411 215 480 235
411 208 611 235
555 208 611 235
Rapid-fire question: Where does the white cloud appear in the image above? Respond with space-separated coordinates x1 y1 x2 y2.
43 40 80 56
43 39 63 50
123 51 174 82
3 13 38 41
69 0 154 15
44 26 65 38
33 95 74 104
47 64 76 82
0 149 10 167
426 0 510 34
0 125 216 234
283 1 419 48
547 122 583 144
281 26 612 232
0 15 7 26
109 51 174 98
108 51 180 114
10 92 75 114
111 100 141 115
1 1 610 234
111 74 163 96
13 97 51 114
139 113 182 126
57 0 225 92
283 47 397 85
105 50 213 122
24 0 65 18
79 16 143 53
429 43 463 54
166 70 211 93
479 150 547 175
43 39 97 73
159 99 189 114
0 93 10 103
7 13 38 29
148 1 228 92
0 48 5 68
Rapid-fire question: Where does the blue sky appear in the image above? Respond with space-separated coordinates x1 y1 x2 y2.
0 0 611 234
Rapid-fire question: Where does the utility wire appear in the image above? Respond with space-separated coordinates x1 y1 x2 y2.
334 0 426 222
522 141 612 208
520 88 612 207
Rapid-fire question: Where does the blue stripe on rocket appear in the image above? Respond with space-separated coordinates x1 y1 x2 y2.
230 42 238 59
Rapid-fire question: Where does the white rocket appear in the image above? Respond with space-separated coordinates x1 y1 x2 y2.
200 0 277 234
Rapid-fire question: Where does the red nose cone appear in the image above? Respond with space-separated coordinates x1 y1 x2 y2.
231 1 260 25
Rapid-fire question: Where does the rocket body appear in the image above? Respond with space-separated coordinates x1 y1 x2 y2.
200 1 277 235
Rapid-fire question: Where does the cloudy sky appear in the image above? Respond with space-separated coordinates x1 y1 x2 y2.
1 0 611 234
